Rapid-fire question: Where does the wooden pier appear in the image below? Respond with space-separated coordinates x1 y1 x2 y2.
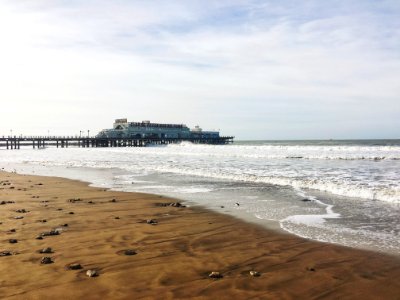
0 136 234 150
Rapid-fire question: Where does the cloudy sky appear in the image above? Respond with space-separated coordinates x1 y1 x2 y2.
0 0 399 139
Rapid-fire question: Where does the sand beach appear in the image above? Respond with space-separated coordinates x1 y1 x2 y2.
0 170 399 299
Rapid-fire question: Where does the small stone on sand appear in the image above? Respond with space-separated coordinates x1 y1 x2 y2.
249 271 261 277
0 251 12 256
9 239 18 244
67 263 82 270
209 271 223 279
39 247 53 254
124 249 137 256
40 257 53 264
146 219 158 225
86 269 98 277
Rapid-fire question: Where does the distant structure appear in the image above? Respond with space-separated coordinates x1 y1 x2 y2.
96 119 223 140
0 119 233 150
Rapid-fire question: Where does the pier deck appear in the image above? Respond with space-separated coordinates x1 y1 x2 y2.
0 136 234 149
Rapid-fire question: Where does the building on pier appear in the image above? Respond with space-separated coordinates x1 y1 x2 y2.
96 119 222 140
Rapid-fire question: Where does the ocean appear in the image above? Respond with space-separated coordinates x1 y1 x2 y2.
1 139 399 254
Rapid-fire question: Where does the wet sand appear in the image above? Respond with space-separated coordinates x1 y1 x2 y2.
1 171 400 299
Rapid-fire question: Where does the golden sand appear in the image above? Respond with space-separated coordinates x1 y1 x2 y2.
1 171 399 299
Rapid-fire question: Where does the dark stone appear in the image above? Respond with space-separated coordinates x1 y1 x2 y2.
208 271 223 279
16 209 28 213
9 239 18 244
146 219 158 225
36 236 43 240
0 251 12 256
41 257 53 264
110 199 117 202
156 202 185 208
301 198 312 202
68 198 81 203
40 229 60 237
114 216 120 219
9 229 16 233
67 263 82 270
307 267 316 272
69 212 74 215
88 201 94 204
124 249 137 256
170 202 185 207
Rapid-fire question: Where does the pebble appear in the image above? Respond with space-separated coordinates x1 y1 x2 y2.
9 239 18 244
67 263 82 270
41 257 53 264
14 216 24 220
39 247 53 254
146 219 158 225
86 269 98 277
0 251 12 256
209 271 223 279
41 229 60 237
249 271 261 277
68 198 81 203
124 249 137 256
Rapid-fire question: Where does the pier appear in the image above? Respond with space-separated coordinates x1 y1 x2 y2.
0 136 234 150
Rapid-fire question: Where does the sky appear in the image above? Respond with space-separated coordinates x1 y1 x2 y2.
0 0 399 140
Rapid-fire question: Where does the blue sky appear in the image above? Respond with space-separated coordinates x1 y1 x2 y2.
0 0 399 139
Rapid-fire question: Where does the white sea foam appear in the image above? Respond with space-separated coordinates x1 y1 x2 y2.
1 142 399 203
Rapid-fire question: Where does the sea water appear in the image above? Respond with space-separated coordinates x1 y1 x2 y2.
1 140 399 254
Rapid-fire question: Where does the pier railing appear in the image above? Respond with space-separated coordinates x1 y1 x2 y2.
0 136 234 150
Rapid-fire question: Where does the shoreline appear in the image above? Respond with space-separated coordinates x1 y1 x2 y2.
1 170 400 299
